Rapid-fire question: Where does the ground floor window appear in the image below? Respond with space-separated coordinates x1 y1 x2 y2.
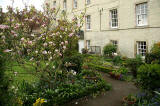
110 40 118 47
136 41 147 56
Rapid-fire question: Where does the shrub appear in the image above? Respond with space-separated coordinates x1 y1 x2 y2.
137 64 160 90
145 53 156 64
63 53 84 73
103 43 117 57
82 48 88 54
113 56 122 65
87 63 115 73
126 55 143 77
0 52 10 105
145 42 160 64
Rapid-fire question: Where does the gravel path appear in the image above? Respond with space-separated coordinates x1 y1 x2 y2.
66 73 139 106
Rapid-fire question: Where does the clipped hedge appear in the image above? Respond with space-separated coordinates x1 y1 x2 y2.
87 63 115 73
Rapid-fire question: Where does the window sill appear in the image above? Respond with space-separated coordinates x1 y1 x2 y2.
136 25 149 28
109 27 119 31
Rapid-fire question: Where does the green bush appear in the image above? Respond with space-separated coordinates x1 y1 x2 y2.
103 43 117 57
82 48 88 54
14 70 111 106
137 64 160 90
87 63 114 73
113 56 122 65
63 53 83 73
126 55 143 77
145 42 160 64
0 52 10 105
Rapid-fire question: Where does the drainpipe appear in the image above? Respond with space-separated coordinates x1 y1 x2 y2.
99 8 103 31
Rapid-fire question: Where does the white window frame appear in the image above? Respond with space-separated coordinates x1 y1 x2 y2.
136 41 147 57
110 9 118 28
63 0 67 10
86 15 91 30
73 0 77 9
136 3 148 26
86 0 90 5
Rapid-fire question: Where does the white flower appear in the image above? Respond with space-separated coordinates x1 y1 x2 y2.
21 37 25 41
53 66 55 69
49 42 53 45
14 72 18 76
49 57 52 61
73 72 77 75
75 102 78 104
113 53 118 56
43 43 48 47
55 49 58 52
31 34 35 37
42 51 47 54
30 57 34 61
1 36 5 39
35 51 38 53
63 46 66 49
46 63 49 66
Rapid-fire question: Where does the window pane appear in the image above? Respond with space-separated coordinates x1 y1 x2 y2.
136 3 147 26
110 9 118 28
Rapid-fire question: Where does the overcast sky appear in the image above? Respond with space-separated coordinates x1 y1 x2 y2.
0 0 44 12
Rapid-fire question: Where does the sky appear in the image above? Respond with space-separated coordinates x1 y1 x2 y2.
0 0 44 12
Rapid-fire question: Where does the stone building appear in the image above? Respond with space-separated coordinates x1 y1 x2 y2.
45 0 160 58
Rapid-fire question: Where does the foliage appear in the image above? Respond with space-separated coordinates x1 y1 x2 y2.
126 55 143 77
145 42 160 64
0 52 10 105
12 70 111 106
103 43 117 57
135 89 160 106
125 94 136 101
84 55 104 65
87 63 114 73
63 53 84 73
112 55 122 65
137 64 160 90
109 67 128 80
82 48 88 54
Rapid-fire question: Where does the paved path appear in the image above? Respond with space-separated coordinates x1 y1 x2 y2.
66 73 139 106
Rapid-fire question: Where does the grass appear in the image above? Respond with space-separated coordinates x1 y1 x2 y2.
5 61 39 85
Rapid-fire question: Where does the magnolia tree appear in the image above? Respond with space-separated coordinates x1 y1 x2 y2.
0 3 85 88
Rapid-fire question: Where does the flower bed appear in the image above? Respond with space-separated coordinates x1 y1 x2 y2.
12 70 111 105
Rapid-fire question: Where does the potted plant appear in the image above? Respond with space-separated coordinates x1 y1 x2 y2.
123 94 136 105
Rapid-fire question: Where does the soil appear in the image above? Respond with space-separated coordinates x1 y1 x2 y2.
65 73 139 106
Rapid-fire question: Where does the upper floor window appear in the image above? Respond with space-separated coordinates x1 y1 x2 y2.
53 1 56 7
136 41 147 57
110 9 118 28
63 0 67 10
86 15 91 30
136 3 148 26
73 0 77 9
86 0 90 5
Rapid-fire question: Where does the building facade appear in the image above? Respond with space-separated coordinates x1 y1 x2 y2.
45 0 160 58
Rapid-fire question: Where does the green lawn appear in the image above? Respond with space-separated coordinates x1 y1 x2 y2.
5 61 39 85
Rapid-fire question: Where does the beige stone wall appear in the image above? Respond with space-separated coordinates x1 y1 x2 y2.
45 0 160 58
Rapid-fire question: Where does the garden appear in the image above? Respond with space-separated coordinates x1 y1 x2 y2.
0 3 160 106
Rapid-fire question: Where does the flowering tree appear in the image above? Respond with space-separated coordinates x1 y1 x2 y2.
0 3 85 88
